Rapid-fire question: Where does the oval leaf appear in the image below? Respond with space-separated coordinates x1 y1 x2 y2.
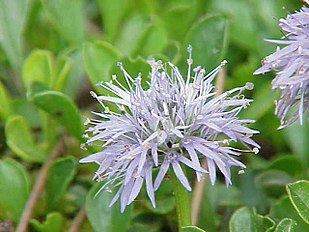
85 183 132 232
255 170 294 197
5 115 46 162
83 41 121 91
31 90 83 138
287 180 309 224
275 218 298 232
97 0 128 41
229 207 255 232
270 196 309 231
42 0 84 45
0 0 29 69
22 50 53 90
184 15 228 71
0 158 29 222
46 156 76 211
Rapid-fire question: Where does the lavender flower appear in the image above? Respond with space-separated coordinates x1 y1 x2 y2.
80 46 259 212
254 7 309 129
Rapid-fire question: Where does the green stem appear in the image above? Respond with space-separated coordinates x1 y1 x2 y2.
170 170 191 230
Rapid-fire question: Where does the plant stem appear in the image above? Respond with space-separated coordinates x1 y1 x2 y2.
15 141 63 232
171 171 191 230
191 66 226 225
68 208 86 232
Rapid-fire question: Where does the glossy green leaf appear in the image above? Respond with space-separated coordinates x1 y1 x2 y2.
0 158 29 222
63 50 84 98
114 13 149 55
287 180 309 224
284 123 309 166
85 183 132 232
97 0 129 41
22 50 53 89
83 41 121 90
229 207 275 232
0 0 29 69
46 156 76 211
160 2 199 41
53 55 72 91
0 82 12 120
42 0 84 45
181 226 206 232
268 155 303 177
230 207 255 232
255 170 294 197
270 196 309 231
184 15 228 71
134 24 168 56
5 115 45 162
30 212 63 232
274 218 297 232
208 0 259 53
31 90 83 138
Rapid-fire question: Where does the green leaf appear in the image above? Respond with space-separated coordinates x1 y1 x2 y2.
268 155 303 177
0 82 12 120
287 180 309 224
229 207 275 232
31 90 83 138
181 226 206 232
274 218 298 232
230 207 255 232
158 1 200 41
0 158 29 222
85 183 132 232
284 123 309 166
22 50 53 89
5 115 46 162
30 212 63 232
133 24 168 56
83 41 121 90
255 170 294 197
53 55 72 91
184 15 228 71
114 13 149 55
208 0 259 53
97 0 129 41
0 0 29 69
46 156 76 211
42 0 84 45
270 196 309 231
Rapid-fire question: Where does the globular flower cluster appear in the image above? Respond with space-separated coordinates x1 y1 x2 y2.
254 7 309 129
80 47 259 212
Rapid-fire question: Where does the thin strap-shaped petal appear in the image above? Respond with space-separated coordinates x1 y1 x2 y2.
207 159 216 185
171 161 192 191
145 164 156 208
154 158 170 190
128 176 144 205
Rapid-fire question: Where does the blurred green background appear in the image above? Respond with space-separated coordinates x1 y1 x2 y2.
0 0 308 231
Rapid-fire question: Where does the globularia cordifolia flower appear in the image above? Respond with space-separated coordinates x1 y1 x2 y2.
254 6 309 129
80 46 260 212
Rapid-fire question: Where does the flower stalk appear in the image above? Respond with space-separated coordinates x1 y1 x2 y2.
171 168 191 230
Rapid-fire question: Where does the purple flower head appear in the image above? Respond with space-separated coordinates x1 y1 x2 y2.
254 7 309 129
80 46 260 212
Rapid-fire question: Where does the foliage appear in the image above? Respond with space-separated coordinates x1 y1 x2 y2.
0 0 308 231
